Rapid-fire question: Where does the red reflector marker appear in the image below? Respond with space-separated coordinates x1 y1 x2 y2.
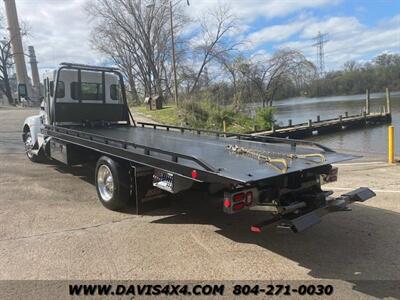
250 226 262 233
223 199 231 208
191 170 198 179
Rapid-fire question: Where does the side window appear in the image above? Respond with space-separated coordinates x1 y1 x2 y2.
70 82 103 100
56 81 65 98
71 82 79 100
49 81 54 97
110 84 121 101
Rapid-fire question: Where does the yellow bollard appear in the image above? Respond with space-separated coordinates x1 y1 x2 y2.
223 119 227 137
388 126 394 163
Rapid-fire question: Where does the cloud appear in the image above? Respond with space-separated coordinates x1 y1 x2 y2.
278 14 400 69
12 0 106 76
184 0 340 21
247 18 311 48
300 16 363 38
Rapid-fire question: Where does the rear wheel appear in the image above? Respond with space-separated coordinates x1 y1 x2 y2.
95 156 131 211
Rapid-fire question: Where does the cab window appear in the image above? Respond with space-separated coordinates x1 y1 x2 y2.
49 81 65 98
71 82 103 100
110 84 121 101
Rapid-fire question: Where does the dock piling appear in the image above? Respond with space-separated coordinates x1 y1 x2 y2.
386 88 391 114
317 115 320 122
363 111 367 125
288 119 292 127
365 89 370 115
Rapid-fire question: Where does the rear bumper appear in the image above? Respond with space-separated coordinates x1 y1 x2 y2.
251 187 376 233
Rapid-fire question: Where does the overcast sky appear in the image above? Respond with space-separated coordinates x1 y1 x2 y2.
7 0 400 75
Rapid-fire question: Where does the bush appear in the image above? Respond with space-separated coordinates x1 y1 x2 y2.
254 107 275 130
179 100 275 133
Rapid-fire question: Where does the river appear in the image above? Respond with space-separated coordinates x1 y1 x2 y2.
246 91 400 158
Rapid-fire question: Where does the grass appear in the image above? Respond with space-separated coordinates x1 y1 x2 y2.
132 103 273 134
133 105 180 125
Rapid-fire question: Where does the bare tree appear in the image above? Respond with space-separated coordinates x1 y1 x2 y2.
91 23 139 103
186 5 238 94
0 38 14 105
88 0 186 100
238 49 315 107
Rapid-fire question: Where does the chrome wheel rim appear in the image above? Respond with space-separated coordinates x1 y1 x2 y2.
97 165 114 201
24 133 34 159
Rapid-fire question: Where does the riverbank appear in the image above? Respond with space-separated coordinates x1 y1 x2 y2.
132 104 274 133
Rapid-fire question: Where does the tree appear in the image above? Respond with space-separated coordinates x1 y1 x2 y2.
0 38 14 105
186 4 239 94
238 49 315 107
88 0 184 99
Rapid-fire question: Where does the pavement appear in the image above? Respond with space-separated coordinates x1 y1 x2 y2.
0 107 399 298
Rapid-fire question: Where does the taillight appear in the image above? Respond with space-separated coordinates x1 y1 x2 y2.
233 192 245 202
223 188 257 214
191 170 198 179
223 199 231 208
233 202 245 211
245 191 253 206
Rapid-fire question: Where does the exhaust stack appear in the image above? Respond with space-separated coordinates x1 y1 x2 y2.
28 46 41 96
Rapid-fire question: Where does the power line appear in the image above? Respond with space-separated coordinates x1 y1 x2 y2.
312 31 329 77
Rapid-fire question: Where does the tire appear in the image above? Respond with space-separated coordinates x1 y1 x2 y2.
95 156 131 211
23 130 44 163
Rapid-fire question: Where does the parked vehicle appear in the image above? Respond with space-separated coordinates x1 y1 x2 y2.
22 63 375 233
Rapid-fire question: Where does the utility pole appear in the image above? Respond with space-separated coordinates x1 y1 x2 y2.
147 0 190 106
312 31 328 77
169 0 178 106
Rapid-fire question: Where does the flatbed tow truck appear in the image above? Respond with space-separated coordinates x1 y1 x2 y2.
22 63 375 233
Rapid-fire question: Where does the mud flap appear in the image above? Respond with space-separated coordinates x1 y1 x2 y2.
341 187 376 202
287 211 321 233
131 165 170 214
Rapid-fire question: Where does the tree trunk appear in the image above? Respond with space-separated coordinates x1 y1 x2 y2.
127 70 139 104
3 68 14 105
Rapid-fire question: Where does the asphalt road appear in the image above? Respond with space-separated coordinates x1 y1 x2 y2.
0 107 399 298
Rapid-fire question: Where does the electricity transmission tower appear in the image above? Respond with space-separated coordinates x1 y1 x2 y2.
312 32 328 77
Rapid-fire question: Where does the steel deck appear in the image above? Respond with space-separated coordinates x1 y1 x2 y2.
45 124 355 184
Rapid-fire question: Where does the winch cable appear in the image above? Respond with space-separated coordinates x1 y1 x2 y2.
226 145 326 174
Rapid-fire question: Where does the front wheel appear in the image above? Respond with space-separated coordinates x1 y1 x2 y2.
95 156 131 211
23 130 44 163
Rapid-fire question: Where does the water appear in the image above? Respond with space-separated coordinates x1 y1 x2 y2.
247 92 400 158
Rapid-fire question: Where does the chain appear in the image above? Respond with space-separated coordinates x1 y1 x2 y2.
226 144 326 174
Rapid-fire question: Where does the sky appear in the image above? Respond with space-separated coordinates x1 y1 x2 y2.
6 0 400 76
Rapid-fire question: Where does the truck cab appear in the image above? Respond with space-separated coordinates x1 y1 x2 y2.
23 63 130 161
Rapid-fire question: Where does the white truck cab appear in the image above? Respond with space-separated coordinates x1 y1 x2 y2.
22 63 125 161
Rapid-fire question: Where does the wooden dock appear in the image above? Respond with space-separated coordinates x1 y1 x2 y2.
251 88 393 139
251 112 392 139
